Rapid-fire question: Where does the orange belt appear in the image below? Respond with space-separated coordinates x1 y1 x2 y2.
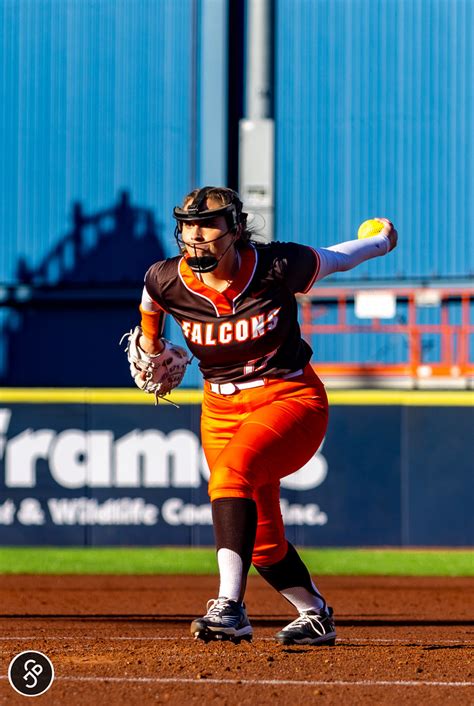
208 369 303 395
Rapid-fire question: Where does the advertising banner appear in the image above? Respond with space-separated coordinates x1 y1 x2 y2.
0 397 472 546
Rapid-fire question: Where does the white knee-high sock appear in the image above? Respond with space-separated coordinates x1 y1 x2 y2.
217 548 243 602
255 543 328 614
212 498 257 603
280 584 326 613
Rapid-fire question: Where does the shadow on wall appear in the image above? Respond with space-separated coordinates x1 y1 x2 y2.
3 191 167 387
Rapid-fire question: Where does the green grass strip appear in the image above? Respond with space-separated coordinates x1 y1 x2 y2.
0 548 472 576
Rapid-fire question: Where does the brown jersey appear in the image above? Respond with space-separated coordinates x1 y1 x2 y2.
144 242 320 383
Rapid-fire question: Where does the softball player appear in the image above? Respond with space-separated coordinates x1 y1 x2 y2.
138 186 397 645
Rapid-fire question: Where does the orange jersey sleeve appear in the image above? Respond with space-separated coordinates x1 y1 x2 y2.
139 283 166 340
139 305 166 340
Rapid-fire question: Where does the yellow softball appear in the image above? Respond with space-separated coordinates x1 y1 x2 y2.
357 219 384 239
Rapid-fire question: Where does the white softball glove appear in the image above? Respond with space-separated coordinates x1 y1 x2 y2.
121 326 190 402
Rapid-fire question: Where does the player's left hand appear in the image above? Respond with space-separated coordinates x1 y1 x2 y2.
121 326 190 402
375 218 398 252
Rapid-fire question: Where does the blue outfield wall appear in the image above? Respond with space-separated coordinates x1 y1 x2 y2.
275 0 474 280
0 391 472 547
0 0 228 284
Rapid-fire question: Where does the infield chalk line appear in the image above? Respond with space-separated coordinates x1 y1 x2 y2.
0 636 472 646
1 675 472 688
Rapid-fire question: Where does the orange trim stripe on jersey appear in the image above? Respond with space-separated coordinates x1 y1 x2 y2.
178 245 258 317
301 247 321 293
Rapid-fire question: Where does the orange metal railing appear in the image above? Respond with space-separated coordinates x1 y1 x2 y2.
299 286 474 385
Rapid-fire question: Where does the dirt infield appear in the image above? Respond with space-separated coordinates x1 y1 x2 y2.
0 575 472 705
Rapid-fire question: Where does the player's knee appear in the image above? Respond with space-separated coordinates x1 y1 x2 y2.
208 464 253 501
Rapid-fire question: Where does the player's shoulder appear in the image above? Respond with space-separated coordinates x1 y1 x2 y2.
146 255 181 283
254 239 309 251
252 241 317 286
254 240 313 262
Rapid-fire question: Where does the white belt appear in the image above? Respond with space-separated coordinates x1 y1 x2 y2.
209 369 304 396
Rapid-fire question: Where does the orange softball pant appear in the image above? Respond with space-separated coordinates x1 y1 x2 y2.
201 365 328 566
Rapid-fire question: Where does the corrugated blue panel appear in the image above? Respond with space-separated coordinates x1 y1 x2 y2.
0 0 204 282
198 0 228 184
276 0 474 280
0 0 229 388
